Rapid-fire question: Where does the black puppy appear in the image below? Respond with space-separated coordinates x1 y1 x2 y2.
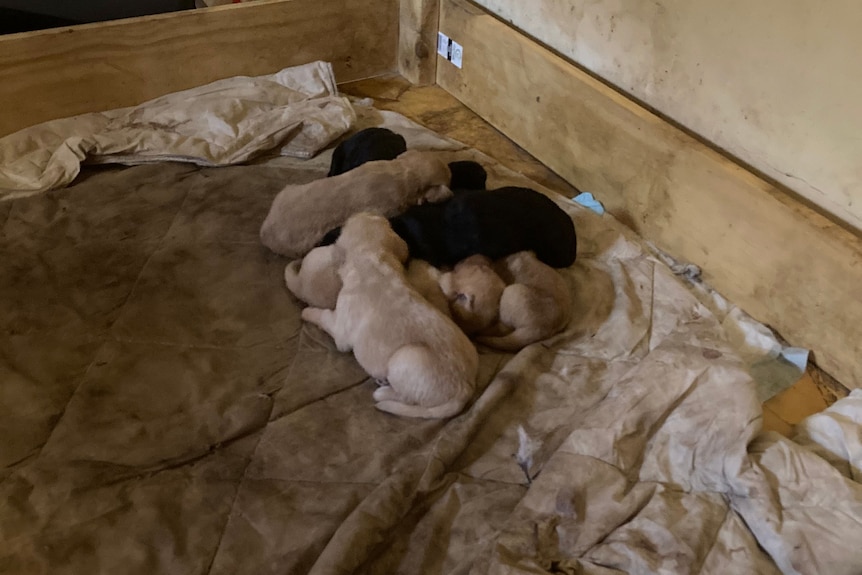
327 127 407 177
388 201 449 265
391 187 577 268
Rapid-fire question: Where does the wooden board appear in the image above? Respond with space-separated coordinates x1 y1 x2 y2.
340 74 578 195
0 0 398 136
398 0 440 85
437 0 862 389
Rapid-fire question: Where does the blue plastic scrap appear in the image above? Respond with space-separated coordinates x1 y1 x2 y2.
572 192 605 215
780 347 809 371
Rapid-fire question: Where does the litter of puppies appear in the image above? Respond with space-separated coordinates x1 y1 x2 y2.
261 127 578 418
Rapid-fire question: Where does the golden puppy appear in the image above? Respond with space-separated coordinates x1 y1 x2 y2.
286 250 449 313
405 259 451 318
284 245 344 309
477 251 572 351
439 255 506 335
301 213 478 419
260 150 452 259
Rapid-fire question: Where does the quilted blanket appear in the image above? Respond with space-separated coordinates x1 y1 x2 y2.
1 110 861 575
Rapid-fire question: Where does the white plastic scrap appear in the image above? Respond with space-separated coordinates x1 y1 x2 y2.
516 425 543 484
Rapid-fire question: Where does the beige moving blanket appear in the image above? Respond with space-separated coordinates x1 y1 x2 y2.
1 119 861 574
0 61 354 200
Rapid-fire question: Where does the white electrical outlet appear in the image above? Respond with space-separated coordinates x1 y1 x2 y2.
437 32 464 68
437 32 450 58
450 40 463 68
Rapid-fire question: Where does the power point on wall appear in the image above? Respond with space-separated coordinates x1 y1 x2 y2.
437 31 463 69
437 32 450 58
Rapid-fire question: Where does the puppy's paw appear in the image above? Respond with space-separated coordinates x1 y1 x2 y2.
422 184 453 203
302 307 333 331
373 386 399 402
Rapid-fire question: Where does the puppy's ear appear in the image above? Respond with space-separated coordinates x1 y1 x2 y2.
422 184 453 204
388 234 410 263
439 272 454 297
462 254 492 268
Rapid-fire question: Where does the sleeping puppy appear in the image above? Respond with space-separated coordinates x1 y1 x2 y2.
475 251 572 351
284 247 450 316
260 150 452 259
316 160 489 248
440 186 578 267
301 213 478 419
325 122 485 189
388 202 449 266
390 186 578 268
283 245 344 309
439 255 506 335
327 127 407 177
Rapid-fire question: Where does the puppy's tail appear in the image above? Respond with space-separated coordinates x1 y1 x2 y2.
378 344 473 419
476 328 544 352
375 396 468 419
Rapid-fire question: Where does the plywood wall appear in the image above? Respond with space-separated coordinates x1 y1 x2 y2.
0 0 398 136
471 0 862 232
437 0 862 389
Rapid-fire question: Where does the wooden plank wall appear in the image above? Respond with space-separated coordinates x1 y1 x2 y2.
398 0 440 85
0 0 398 136
437 0 862 389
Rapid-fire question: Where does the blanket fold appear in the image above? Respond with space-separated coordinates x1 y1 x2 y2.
0 61 355 200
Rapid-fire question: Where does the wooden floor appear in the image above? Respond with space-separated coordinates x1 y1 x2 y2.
341 74 851 437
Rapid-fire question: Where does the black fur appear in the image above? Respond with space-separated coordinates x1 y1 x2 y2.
327 127 407 177
388 202 448 264
448 160 487 191
390 187 577 268
316 160 489 248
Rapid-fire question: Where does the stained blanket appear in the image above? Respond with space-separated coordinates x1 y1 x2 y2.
1 114 862 575
0 61 354 200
